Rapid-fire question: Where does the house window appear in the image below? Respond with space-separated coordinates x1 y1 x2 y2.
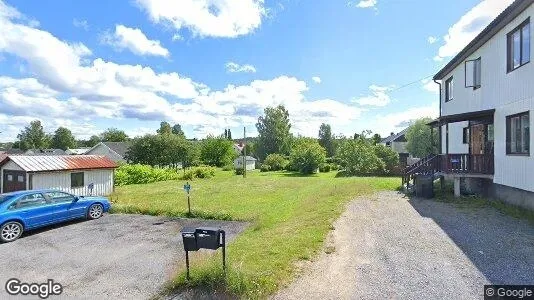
465 57 481 89
71 172 84 188
507 18 530 72
463 127 470 144
506 112 530 155
7 175 13 181
445 77 453 102
487 124 494 141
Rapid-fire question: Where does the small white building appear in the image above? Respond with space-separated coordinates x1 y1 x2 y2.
0 155 117 196
234 156 256 171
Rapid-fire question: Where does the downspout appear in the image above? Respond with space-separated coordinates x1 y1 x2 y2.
434 79 442 155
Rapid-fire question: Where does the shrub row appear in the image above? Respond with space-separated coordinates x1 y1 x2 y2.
115 164 216 186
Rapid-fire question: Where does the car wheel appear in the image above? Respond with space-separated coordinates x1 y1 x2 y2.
87 204 104 220
1 221 24 243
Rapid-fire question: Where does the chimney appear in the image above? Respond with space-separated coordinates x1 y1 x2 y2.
390 132 394 136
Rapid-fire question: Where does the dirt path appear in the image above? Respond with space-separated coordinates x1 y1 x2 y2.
274 191 534 300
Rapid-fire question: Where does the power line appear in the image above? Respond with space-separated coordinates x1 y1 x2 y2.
386 74 434 94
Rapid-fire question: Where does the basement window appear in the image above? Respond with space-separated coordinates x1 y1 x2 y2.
71 172 85 188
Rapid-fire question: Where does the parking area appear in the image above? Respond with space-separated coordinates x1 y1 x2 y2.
0 214 248 299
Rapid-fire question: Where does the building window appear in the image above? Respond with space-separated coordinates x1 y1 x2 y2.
71 172 84 188
506 112 530 155
465 57 481 89
507 18 530 72
445 77 453 102
487 124 494 141
463 127 470 144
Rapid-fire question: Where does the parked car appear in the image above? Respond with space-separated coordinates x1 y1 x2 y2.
0 190 111 243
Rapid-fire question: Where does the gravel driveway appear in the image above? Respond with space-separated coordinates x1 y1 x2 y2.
275 191 534 300
0 214 247 299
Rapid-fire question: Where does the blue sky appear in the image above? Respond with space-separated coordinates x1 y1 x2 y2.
0 0 514 141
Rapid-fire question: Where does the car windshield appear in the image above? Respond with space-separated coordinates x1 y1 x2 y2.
0 195 14 205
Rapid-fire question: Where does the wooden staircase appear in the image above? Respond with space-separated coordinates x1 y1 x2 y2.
401 154 441 190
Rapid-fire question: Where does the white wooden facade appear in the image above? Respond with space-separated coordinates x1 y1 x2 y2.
437 3 533 192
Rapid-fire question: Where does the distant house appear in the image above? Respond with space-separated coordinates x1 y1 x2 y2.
381 129 418 167
233 143 244 155
85 142 131 163
234 156 256 171
66 148 91 155
0 155 117 195
25 149 66 156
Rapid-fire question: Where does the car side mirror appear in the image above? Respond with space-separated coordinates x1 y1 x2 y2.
73 196 80 202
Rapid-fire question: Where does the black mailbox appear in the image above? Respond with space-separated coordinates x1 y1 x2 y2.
181 227 199 251
195 227 221 250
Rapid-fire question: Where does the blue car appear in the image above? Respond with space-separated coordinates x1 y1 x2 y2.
0 190 111 243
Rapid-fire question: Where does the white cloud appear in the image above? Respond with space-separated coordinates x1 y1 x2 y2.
427 36 438 44
135 0 266 38
225 62 257 73
353 0 377 9
312 76 321 84
352 85 394 107
73 19 89 31
421 79 439 94
0 0 363 140
102 24 170 57
171 33 183 41
434 0 513 61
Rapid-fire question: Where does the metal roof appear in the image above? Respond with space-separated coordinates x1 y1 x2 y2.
434 0 533 80
2 155 118 172
381 128 408 144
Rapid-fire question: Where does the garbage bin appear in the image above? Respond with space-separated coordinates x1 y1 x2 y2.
181 227 199 251
195 227 222 250
415 174 434 198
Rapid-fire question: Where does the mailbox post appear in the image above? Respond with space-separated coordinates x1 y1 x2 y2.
183 182 192 215
180 227 226 280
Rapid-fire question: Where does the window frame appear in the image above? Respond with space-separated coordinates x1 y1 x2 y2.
464 57 481 89
70 172 85 188
445 77 454 102
507 18 530 73
9 193 49 210
506 111 530 156
462 127 470 144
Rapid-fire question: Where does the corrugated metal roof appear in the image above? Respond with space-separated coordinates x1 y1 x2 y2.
4 155 118 172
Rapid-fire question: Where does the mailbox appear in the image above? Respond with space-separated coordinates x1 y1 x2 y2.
195 227 221 250
181 227 199 251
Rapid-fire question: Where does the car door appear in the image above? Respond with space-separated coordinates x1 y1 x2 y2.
10 193 55 229
43 192 77 222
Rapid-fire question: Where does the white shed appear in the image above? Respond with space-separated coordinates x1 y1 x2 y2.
0 155 117 196
234 156 256 171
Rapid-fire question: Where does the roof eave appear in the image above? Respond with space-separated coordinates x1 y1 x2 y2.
433 0 533 80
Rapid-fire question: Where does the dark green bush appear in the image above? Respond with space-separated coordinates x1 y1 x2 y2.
260 164 271 172
336 139 385 176
115 164 181 186
289 138 326 174
235 168 245 175
319 163 331 172
222 164 234 171
373 144 399 175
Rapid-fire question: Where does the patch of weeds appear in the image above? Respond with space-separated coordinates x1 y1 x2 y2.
324 246 336 254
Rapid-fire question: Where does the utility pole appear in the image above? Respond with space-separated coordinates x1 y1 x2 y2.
243 127 246 178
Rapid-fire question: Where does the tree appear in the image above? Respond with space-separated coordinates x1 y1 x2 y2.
318 123 336 157
289 138 326 174
200 135 236 167
17 120 50 150
157 122 172 135
126 134 190 167
263 153 289 171
405 118 438 158
87 135 101 147
224 129 228 139
51 127 76 150
337 138 384 176
100 128 129 142
227 129 232 140
373 144 399 174
256 105 292 159
371 133 382 145
172 124 185 138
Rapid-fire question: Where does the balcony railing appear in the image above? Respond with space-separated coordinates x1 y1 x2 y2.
440 154 494 175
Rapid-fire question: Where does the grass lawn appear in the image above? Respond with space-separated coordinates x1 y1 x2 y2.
111 170 399 298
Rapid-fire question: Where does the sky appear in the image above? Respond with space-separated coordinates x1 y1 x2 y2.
0 0 515 141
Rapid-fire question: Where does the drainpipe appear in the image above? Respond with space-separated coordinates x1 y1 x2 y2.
434 79 442 155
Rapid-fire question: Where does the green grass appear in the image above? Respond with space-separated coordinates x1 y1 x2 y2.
111 170 399 298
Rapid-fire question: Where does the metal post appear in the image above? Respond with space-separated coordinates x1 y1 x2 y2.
221 230 226 273
185 250 190 280
243 127 247 178
187 193 191 215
